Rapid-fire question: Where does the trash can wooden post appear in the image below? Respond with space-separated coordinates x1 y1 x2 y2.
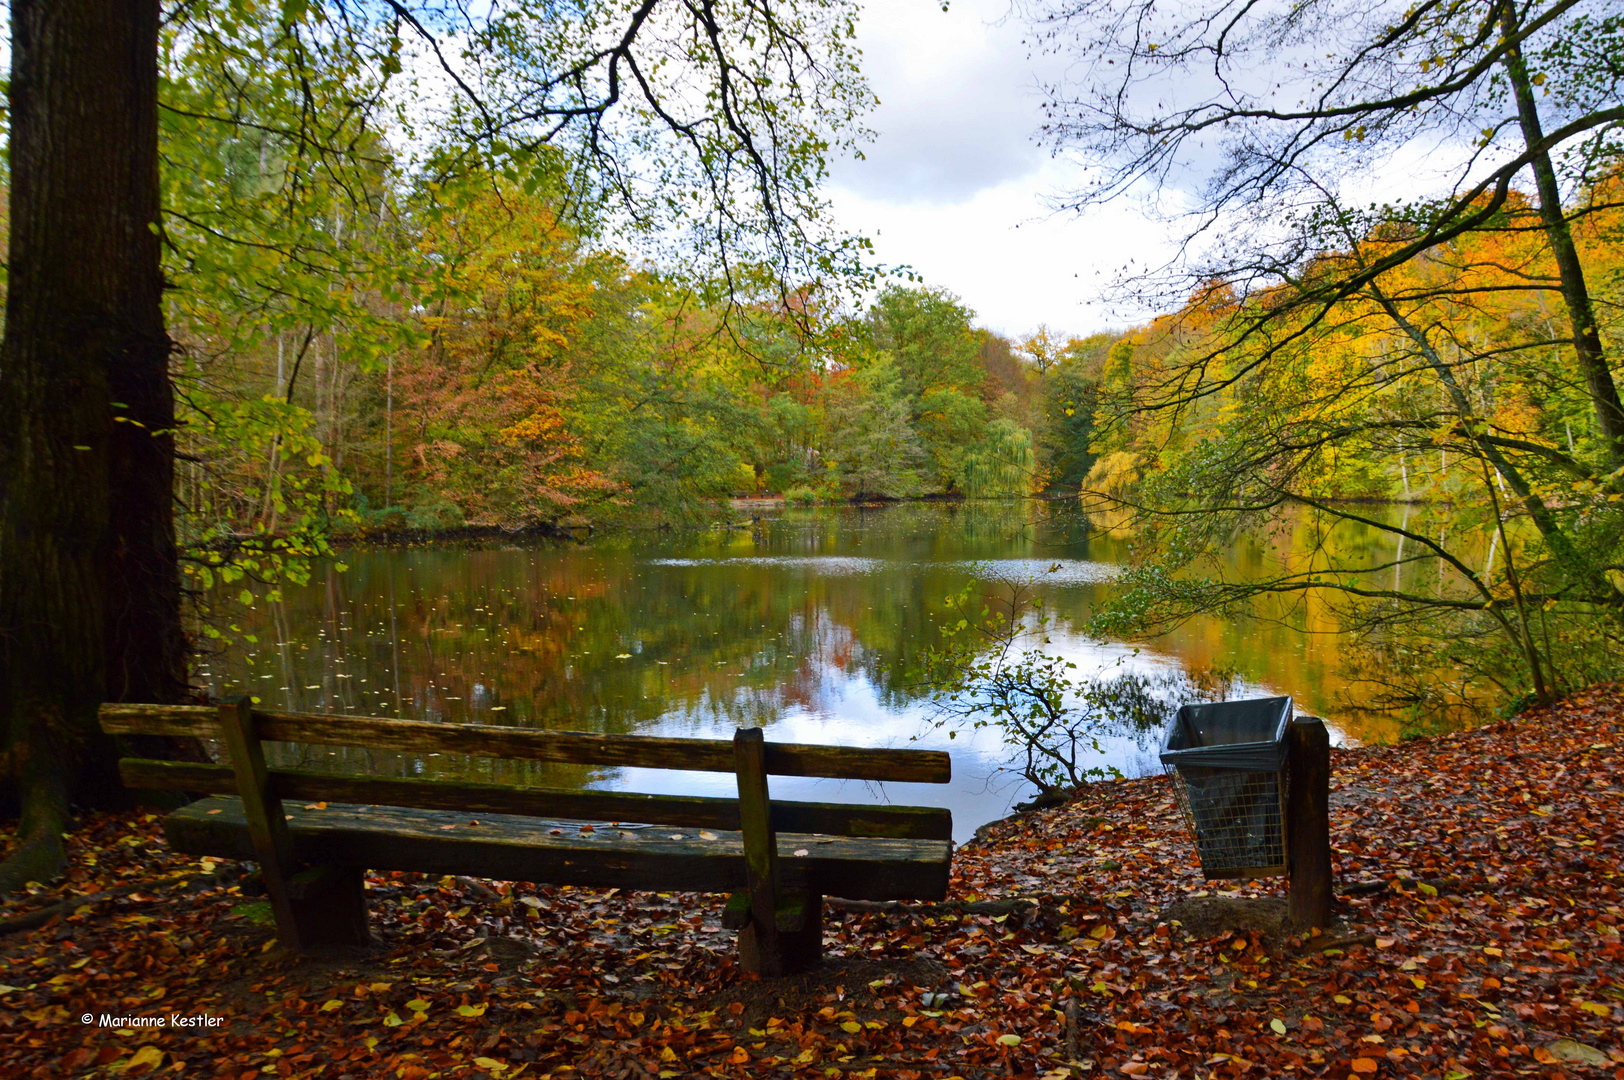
1286 717 1333 931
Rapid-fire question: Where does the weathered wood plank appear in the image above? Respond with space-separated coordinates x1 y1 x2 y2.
99 705 951 783
117 759 237 794
117 759 952 840
215 698 305 949
776 802 950 841
734 727 784 974
98 704 216 737
163 797 952 901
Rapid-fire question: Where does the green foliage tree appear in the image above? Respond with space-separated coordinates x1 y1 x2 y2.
1034 336 1108 491
865 285 985 402
820 358 926 499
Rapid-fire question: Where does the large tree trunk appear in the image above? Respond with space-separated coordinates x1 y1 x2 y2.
0 0 169 892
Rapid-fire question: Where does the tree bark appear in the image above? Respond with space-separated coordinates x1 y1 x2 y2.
0 0 169 891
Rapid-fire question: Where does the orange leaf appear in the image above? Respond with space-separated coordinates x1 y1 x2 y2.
1350 1058 1379 1074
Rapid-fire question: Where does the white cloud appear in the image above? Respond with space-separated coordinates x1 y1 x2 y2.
827 0 1178 337
831 0 1046 204
832 156 1177 338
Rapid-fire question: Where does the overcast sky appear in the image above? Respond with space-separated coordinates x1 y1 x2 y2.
827 0 1173 340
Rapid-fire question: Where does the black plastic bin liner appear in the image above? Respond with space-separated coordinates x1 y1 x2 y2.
1159 696 1293 877
1159 695 1293 772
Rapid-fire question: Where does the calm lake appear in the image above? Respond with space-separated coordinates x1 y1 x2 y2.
201 502 1392 843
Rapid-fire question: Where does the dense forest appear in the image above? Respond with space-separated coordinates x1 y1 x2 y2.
141 28 1109 553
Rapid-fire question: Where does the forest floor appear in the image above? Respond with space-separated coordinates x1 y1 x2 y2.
0 687 1621 1079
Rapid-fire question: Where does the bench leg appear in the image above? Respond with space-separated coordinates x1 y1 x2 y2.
780 892 822 974
738 892 822 976
285 865 369 950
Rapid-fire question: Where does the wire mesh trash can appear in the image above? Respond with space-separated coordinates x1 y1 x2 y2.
1160 696 1293 879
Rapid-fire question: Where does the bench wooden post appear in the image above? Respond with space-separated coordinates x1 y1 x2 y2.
733 728 824 974
735 727 786 974
217 696 304 947
217 697 367 950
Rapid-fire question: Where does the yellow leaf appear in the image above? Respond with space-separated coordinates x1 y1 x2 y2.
382 1012 403 1027
406 998 430 1012
1417 882 1438 897
996 1034 1021 1046
124 1045 165 1071
457 1002 489 1017
1271 1018 1287 1035
660 1046 679 1063
1578 1001 1611 1016
474 1057 508 1072
321 999 344 1012
841 1021 862 1034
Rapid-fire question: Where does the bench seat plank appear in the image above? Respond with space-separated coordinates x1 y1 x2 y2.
165 796 952 902
119 760 953 840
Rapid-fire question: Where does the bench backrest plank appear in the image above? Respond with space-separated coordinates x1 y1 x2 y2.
100 705 950 784
117 759 953 840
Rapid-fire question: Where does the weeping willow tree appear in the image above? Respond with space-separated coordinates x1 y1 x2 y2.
960 419 1036 498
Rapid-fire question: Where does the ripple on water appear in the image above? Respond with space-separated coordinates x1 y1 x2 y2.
645 556 889 574
947 559 1124 585
643 556 1121 584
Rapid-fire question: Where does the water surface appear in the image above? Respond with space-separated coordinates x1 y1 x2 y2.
202 503 1386 842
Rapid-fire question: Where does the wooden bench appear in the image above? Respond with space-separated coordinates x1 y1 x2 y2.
98 698 953 975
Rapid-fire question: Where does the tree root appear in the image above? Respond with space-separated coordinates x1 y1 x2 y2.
0 826 67 897
0 882 151 936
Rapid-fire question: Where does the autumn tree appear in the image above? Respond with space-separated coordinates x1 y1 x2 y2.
1024 0 1624 715
0 0 872 889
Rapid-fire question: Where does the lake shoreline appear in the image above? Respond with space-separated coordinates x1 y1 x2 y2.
332 494 1085 548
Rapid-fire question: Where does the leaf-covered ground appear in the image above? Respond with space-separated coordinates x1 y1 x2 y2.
1 686 1621 1079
